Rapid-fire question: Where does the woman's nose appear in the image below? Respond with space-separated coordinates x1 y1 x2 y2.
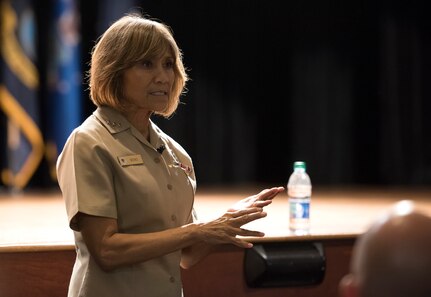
154 66 169 83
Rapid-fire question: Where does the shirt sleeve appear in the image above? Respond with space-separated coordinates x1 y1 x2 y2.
57 128 118 231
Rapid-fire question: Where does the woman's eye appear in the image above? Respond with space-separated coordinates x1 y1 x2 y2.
165 60 174 69
140 60 152 68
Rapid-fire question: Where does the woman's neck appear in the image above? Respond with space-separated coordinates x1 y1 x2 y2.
123 109 152 141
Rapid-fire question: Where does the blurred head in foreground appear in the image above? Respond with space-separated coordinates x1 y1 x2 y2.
339 200 431 297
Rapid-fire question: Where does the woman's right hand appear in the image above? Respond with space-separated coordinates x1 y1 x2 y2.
197 206 267 248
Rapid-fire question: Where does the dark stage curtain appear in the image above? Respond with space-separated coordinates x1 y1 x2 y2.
136 0 431 187
1 0 429 189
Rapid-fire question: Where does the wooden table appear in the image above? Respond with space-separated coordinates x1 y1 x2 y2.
1 186 430 297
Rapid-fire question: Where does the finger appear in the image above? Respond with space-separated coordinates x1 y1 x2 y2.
258 187 285 200
266 186 285 196
225 208 262 221
253 200 272 207
232 207 263 217
237 228 265 237
233 211 267 226
256 189 277 200
230 238 254 249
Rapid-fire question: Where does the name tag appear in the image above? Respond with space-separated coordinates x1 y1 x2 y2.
118 154 144 166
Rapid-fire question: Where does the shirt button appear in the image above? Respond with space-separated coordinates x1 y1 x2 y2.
171 215 177 221
154 157 161 163
167 184 173 190
170 276 175 283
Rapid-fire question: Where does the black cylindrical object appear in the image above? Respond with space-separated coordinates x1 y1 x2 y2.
244 242 326 288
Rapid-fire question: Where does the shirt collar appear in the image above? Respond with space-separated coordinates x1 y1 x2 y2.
93 106 168 152
93 106 130 134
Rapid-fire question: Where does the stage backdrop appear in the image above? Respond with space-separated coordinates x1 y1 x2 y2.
0 0 430 189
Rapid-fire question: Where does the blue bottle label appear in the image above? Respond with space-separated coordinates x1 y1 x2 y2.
290 200 310 219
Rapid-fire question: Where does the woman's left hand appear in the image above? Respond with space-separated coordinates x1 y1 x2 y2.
227 186 285 212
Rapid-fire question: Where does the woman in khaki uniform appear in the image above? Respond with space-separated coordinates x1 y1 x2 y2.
57 13 284 297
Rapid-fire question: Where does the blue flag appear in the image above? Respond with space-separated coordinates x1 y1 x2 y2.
0 0 44 190
45 0 82 181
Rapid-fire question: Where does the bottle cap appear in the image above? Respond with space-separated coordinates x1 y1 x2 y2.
293 161 306 170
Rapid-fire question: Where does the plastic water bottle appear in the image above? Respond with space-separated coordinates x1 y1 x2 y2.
287 161 312 234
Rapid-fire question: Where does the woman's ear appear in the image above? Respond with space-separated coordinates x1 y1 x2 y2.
339 274 360 297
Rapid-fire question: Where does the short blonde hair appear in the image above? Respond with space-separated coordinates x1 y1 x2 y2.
88 13 188 117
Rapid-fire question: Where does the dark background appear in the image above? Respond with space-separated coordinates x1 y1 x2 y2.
16 0 431 188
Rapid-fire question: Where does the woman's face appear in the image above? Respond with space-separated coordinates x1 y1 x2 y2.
122 51 175 113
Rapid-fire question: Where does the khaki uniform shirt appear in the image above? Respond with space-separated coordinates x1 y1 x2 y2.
57 106 196 297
